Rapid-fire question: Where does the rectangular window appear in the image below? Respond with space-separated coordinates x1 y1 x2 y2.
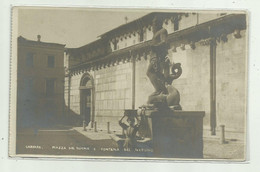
26 53 34 67
48 55 55 68
46 79 55 96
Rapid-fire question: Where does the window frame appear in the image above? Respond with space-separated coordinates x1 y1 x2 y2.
25 52 34 68
47 55 55 68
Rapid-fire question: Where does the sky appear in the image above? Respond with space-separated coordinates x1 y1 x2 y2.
17 7 149 48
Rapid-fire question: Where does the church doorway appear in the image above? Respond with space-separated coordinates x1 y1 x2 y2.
80 73 94 130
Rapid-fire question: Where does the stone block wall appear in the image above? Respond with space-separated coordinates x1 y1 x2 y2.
135 43 211 127
94 62 132 131
65 27 246 133
69 74 83 115
66 31 246 133
216 30 247 132
135 56 154 107
168 43 211 128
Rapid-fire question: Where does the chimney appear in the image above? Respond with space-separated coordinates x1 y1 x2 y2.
37 35 41 42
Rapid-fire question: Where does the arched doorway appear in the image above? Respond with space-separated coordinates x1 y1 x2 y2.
79 73 94 130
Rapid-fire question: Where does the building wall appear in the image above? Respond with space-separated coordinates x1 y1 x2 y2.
163 20 174 34
66 32 246 132
179 14 198 30
145 27 153 41
134 32 247 132
67 62 132 131
108 13 226 52
135 55 155 107
134 42 211 129
198 13 221 24
169 43 211 128
66 14 246 133
216 30 247 132
17 45 64 127
117 33 139 49
94 62 132 131
68 73 82 115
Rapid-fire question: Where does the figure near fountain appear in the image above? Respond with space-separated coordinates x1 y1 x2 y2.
119 110 141 151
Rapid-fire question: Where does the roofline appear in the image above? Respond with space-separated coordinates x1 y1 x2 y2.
68 13 246 71
66 12 183 53
18 36 66 48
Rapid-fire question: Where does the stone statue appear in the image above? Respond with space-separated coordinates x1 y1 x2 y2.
146 16 182 109
119 110 140 151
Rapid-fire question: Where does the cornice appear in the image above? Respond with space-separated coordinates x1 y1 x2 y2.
68 14 246 75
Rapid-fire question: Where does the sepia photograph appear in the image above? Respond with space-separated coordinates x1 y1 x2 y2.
9 7 248 160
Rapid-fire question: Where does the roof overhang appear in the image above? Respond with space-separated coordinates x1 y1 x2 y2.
69 13 246 73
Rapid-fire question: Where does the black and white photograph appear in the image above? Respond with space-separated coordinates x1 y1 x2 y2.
9 7 247 160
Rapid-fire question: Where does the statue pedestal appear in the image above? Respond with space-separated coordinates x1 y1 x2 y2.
144 108 205 158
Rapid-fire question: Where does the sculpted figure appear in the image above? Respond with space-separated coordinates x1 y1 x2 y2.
119 110 140 151
146 16 182 109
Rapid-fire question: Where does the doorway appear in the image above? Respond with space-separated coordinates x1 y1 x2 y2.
80 73 94 129
81 89 91 128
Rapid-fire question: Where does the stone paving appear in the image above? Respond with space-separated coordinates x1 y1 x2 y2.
73 127 246 160
16 126 245 160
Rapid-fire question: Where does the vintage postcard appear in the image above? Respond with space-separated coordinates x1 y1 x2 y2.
9 7 248 160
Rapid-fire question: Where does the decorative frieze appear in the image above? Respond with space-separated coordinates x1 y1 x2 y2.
111 38 119 44
171 46 177 52
218 34 228 43
180 43 186 50
126 57 131 62
233 29 241 39
143 52 147 60
148 25 152 31
68 14 246 76
189 41 196 50
199 37 215 46
170 14 182 23
164 19 169 25
136 54 141 61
